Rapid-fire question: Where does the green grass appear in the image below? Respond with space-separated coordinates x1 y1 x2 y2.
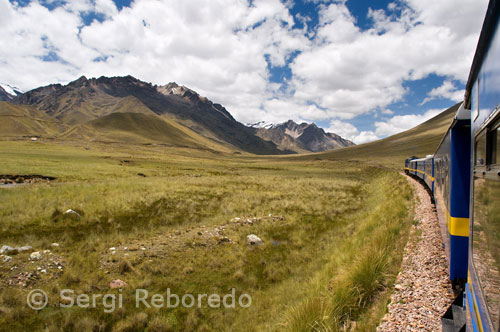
0 138 415 332
0 101 460 331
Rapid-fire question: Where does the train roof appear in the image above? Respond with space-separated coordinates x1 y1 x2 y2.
410 157 432 162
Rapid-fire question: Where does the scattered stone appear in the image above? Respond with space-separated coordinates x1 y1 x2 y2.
246 234 263 246
1 245 16 255
30 252 42 261
51 243 60 247
41 269 47 274
377 175 455 331
3 255 12 262
217 237 232 244
17 245 33 253
43 250 51 254
110 279 127 289
63 209 81 220
109 247 116 251
140 247 146 251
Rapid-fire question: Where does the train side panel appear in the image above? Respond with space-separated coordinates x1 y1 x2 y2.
433 105 471 288
464 1 500 330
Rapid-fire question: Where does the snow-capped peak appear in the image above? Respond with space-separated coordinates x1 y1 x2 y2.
247 121 275 129
0 83 23 96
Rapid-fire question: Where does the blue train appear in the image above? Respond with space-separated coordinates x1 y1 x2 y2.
404 1 499 331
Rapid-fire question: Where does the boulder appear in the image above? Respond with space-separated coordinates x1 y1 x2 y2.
30 252 42 260
63 209 81 220
1 245 16 255
246 234 263 246
17 246 33 253
110 279 127 289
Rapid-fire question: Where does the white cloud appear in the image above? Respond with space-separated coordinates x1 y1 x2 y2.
420 80 464 105
286 0 488 121
374 108 443 136
0 0 489 128
327 119 379 144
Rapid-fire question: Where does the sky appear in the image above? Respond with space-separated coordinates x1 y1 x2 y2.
0 0 490 143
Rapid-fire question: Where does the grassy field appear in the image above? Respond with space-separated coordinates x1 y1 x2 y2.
0 100 458 331
0 138 415 332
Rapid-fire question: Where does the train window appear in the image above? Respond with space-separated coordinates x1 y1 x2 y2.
475 130 487 166
472 176 500 330
489 119 500 165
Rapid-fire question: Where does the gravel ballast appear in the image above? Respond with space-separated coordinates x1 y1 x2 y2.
377 175 455 331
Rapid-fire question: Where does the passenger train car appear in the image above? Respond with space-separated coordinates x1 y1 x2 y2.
404 1 500 331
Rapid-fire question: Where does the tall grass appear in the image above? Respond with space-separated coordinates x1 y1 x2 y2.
0 141 413 331
279 173 413 332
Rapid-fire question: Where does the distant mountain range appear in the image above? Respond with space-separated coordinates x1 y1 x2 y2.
0 75 354 154
248 120 354 153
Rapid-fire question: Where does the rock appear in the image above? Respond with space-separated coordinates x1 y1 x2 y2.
218 237 232 244
63 209 81 220
3 255 12 262
1 245 16 255
246 234 263 246
109 247 116 251
30 252 42 260
51 243 60 247
110 279 127 289
43 250 51 254
17 246 33 253
41 269 47 273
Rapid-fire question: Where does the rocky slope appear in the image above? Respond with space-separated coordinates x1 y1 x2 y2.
249 120 354 153
12 76 285 154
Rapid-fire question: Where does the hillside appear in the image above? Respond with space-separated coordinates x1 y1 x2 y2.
62 112 233 152
13 76 285 155
250 120 354 153
303 103 460 168
0 102 66 138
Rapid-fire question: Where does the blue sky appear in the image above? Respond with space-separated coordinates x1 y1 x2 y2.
0 0 489 143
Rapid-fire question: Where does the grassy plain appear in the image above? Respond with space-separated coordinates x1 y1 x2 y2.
0 98 458 332
0 138 415 332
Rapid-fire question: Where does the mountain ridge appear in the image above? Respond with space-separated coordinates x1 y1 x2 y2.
5 75 354 154
248 119 355 153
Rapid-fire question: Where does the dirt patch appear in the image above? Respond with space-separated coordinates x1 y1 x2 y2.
100 214 285 273
0 250 66 288
0 174 56 187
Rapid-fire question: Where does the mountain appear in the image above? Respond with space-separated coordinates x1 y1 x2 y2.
13 76 286 154
0 83 23 101
248 120 355 153
0 101 65 138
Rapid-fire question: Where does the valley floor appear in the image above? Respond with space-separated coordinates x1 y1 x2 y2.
0 140 415 332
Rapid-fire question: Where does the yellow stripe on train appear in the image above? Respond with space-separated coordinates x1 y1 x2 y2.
447 215 469 237
404 168 435 181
